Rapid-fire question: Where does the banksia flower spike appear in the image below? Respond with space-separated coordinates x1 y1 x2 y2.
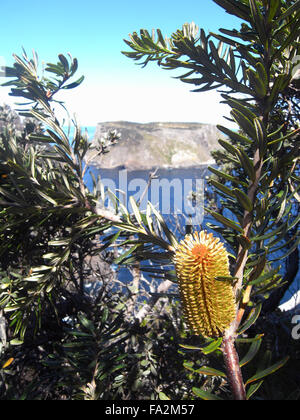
174 231 236 338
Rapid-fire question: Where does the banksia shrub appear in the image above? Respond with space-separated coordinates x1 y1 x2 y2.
174 231 236 338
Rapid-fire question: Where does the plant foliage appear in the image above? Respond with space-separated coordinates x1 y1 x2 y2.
0 0 299 401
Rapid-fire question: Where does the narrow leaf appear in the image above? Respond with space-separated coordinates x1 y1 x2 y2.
201 337 223 355
158 392 170 400
231 109 257 139
210 179 235 198
217 124 252 145
235 148 256 182
218 138 238 156
209 210 244 233
129 195 143 227
245 356 290 386
233 188 253 212
208 166 248 187
246 381 264 400
238 303 262 335
184 363 226 377
239 337 262 367
192 387 223 400
2 358 14 369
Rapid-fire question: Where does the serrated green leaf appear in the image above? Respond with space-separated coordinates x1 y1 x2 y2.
270 236 300 262
267 0 281 21
256 62 268 88
114 223 140 233
29 133 53 143
45 63 65 76
144 202 155 234
179 337 223 355
101 307 109 324
251 276 283 297
209 40 226 75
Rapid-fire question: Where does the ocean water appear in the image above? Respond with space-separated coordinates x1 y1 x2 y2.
85 166 211 231
63 125 97 141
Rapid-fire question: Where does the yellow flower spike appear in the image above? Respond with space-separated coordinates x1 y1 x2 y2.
174 231 236 338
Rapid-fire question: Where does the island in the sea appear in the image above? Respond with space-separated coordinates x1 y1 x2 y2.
86 121 223 170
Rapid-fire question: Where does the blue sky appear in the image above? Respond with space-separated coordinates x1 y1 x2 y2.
0 0 241 127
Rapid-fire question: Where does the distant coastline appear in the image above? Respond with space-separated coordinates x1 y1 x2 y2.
85 121 222 170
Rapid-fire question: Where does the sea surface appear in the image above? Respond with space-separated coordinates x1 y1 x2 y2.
63 125 97 141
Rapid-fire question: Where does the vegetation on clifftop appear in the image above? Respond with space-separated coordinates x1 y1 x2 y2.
88 121 222 169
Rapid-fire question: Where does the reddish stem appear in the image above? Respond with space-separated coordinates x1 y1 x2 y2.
221 337 246 400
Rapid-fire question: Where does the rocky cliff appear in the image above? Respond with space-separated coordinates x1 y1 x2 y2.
87 121 223 169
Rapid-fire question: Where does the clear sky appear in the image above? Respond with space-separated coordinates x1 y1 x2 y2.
0 0 241 127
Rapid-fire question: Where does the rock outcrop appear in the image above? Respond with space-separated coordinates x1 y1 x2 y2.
87 121 222 169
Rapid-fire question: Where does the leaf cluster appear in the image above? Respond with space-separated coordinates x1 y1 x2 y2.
0 0 299 400
121 0 300 400
0 53 124 341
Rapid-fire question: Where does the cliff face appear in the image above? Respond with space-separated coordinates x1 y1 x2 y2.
88 121 222 169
